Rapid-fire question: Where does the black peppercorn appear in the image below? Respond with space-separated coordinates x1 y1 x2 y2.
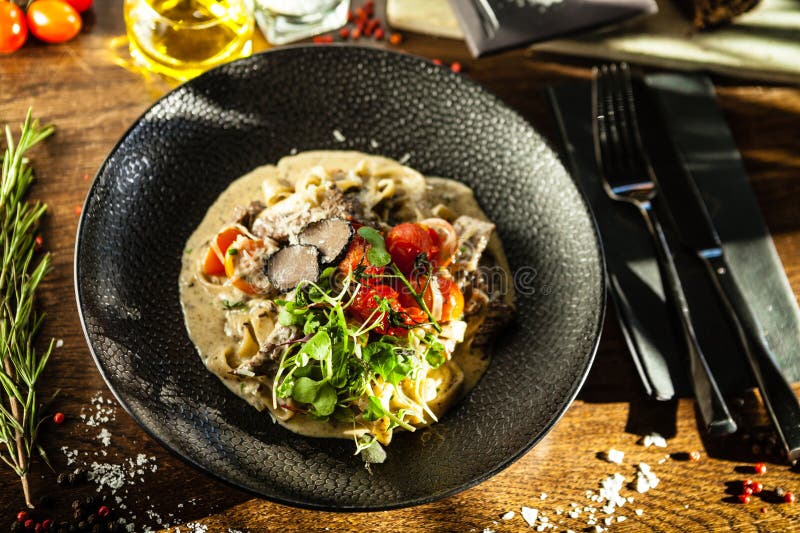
72 500 83 511
67 526 77 533
10 521 23 532
83 496 96 508
57 472 69 486
77 521 88 532
86 514 97 526
91 525 102 533
73 508 86 521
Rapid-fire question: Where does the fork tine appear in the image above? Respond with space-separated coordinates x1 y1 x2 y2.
612 63 650 180
601 65 625 181
592 65 617 183
608 64 635 179
619 63 651 175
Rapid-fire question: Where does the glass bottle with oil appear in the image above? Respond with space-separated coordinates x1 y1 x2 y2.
125 0 254 81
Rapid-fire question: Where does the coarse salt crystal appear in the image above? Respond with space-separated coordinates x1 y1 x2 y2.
521 507 538 527
540 492 548 500
634 463 659 493
639 433 667 448
332 130 346 142
604 449 624 464
501 511 515 520
98 428 111 447
482 528 494 533
635 509 644 516
618 516 627 522
55 339 64 348
369 139 380 149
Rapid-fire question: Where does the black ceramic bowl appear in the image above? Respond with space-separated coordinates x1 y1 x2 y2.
75 46 604 510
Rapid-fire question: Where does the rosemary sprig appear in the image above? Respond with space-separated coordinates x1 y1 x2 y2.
0 109 55 508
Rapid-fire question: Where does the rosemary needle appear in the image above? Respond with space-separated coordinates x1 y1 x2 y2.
0 109 55 508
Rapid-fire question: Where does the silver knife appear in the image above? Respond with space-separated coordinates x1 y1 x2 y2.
664 148 800 464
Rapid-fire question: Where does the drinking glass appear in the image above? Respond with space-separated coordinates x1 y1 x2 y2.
254 0 349 45
124 0 254 81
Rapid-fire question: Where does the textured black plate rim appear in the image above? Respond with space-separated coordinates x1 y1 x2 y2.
74 45 607 512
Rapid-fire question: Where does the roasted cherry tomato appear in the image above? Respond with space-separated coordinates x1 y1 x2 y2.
203 227 243 276
224 235 263 294
436 276 464 320
397 275 463 322
64 0 92 13
349 283 428 336
338 234 385 285
421 218 458 266
386 222 437 274
26 0 81 44
0 1 28 54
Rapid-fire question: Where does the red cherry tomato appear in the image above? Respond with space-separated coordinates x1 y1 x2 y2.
386 223 437 274
26 0 81 44
64 0 92 13
338 234 386 286
437 277 464 320
0 2 28 54
397 275 464 322
421 218 458 266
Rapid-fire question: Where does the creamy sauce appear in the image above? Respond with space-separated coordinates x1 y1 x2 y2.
179 151 513 440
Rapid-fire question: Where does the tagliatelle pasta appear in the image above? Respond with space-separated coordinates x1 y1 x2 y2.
179 151 514 462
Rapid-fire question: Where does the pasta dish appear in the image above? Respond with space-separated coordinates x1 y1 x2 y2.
179 151 513 462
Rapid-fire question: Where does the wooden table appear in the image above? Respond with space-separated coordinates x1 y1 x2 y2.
2 1 800 531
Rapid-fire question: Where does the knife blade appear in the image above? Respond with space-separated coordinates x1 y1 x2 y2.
654 120 800 464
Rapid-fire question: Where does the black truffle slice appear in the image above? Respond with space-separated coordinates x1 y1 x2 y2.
266 245 320 291
298 218 354 265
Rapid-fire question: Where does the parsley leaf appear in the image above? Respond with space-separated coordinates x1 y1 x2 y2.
278 301 306 326
364 342 412 386
357 226 391 267
291 376 324 403
299 331 332 361
221 299 247 310
291 377 338 417
310 384 338 417
425 338 446 368
362 396 387 421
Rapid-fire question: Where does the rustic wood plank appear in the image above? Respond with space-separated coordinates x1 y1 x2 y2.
1 0 800 531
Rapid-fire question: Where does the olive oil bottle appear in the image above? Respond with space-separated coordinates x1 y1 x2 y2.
125 0 253 80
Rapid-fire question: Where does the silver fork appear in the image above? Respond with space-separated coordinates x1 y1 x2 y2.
592 63 737 436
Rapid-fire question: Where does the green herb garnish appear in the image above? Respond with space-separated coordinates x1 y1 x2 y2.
0 110 56 508
221 299 247 310
272 257 449 462
357 226 391 267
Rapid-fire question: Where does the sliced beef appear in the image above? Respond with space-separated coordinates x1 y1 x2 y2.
231 200 266 230
266 245 320 292
451 215 496 292
298 218 354 265
251 194 311 242
252 184 359 243
232 323 296 377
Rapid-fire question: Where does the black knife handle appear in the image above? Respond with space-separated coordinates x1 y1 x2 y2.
640 202 737 435
705 254 800 463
